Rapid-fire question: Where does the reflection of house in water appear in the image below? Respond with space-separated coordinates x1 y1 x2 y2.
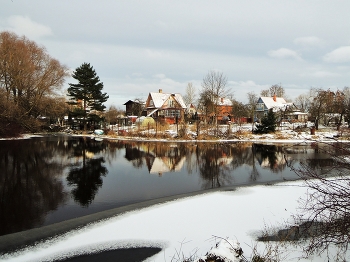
150 156 186 176
216 155 233 166
253 144 286 171
259 152 285 169
123 142 186 176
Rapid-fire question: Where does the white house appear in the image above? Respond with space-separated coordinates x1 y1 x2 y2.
255 95 307 122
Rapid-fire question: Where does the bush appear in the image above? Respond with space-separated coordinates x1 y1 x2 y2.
0 119 23 137
254 109 276 134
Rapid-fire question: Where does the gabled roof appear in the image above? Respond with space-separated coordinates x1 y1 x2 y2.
123 99 144 105
148 92 186 109
150 156 186 174
259 97 292 110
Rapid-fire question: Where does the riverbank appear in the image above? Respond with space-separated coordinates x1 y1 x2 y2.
1 181 314 262
68 124 350 144
0 128 348 261
2 124 349 143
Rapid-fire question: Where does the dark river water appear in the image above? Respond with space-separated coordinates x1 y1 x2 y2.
0 135 335 237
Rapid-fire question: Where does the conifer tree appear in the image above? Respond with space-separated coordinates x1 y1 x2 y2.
254 109 276 134
67 63 109 130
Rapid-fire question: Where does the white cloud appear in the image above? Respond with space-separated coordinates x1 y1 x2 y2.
310 71 340 78
299 67 341 79
294 36 322 47
153 74 166 79
7 15 52 39
323 46 350 63
268 48 302 60
229 80 269 95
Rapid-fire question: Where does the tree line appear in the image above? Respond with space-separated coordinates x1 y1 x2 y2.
184 76 350 132
0 31 109 136
1 30 350 137
0 31 69 136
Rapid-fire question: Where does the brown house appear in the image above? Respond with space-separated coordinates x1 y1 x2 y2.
123 99 145 116
145 89 187 124
216 97 233 123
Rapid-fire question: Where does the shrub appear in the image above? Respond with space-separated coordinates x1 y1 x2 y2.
254 109 276 134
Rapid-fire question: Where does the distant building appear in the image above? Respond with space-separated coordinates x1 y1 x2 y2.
255 95 307 122
145 89 187 124
123 99 145 117
216 97 233 123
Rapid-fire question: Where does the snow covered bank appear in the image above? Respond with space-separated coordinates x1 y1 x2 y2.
1 182 313 262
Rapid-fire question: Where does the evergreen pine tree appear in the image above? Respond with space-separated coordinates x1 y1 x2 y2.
254 109 276 134
67 63 109 130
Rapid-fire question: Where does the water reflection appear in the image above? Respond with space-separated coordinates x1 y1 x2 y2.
253 144 287 172
124 142 187 175
0 137 337 236
198 144 233 188
0 138 68 236
66 137 108 207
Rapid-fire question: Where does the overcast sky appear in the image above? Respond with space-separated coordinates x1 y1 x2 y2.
1 1 350 108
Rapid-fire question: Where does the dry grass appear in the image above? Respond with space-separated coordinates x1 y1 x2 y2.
274 132 292 140
234 130 253 139
106 129 117 137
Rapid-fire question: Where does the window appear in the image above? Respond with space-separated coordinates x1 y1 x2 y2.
168 100 174 107
165 110 180 117
256 103 264 111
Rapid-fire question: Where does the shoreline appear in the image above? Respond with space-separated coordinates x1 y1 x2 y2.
4 130 348 144
0 179 296 254
0 181 308 262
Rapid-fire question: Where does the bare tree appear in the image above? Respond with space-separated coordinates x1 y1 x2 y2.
294 93 311 112
343 87 350 128
199 71 230 128
257 142 350 261
231 99 248 126
270 84 285 97
290 142 350 260
260 89 270 97
309 88 338 129
261 84 285 97
104 105 123 125
183 82 196 106
0 31 69 135
247 91 258 131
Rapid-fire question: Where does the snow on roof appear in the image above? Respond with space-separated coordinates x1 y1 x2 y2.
150 156 186 174
149 92 187 109
289 111 307 115
147 108 158 117
260 97 292 110
217 97 233 106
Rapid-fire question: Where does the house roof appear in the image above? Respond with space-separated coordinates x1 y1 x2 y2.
150 156 186 174
123 99 144 105
149 92 187 109
259 97 292 111
217 97 233 106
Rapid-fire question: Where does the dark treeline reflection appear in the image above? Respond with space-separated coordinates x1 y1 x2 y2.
0 136 109 236
0 137 336 236
0 137 69 236
66 138 108 207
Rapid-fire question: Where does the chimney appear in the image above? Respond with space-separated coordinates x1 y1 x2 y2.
159 89 162 93
273 94 277 102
